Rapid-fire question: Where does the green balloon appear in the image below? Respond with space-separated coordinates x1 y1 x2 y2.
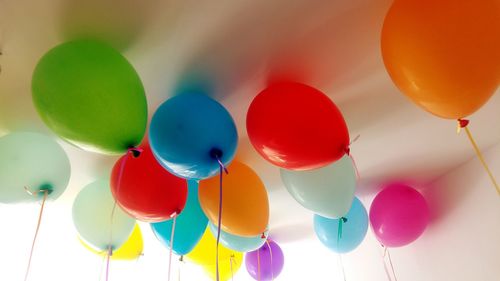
0 132 71 203
280 155 356 219
32 39 147 154
72 180 135 251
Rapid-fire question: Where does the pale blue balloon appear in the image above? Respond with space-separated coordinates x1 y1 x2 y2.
149 93 238 180
151 180 208 255
72 180 135 251
208 223 268 253
281 155 356 218
314 197 368 253
0 132 71 203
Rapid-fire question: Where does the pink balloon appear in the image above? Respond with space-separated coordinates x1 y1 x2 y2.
369 184 429 247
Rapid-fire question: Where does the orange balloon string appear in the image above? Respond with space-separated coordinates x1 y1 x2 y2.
24 189 48 281
458 119 500 195
264 240 274 281
257 249 261 281
168 215 178 281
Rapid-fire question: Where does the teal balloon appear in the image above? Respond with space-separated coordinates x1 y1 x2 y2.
32 39 148 155
280 155 356 218
208 223 268 252
72 180 135 251
0 132 70 203
151 181 208 255
314 197 368 253
149 93 238 180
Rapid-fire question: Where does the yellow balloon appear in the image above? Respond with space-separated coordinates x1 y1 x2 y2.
79 224 143 261
187 228 243 281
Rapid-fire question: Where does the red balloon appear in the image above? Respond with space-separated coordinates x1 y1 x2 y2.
246 82 349 170
111 143 188 222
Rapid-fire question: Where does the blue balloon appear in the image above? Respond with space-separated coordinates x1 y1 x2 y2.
149 93 238 180
208 223 268 253
314 197 368 253
151 181 208 255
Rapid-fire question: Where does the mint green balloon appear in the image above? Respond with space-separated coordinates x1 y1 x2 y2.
0 132 71 203
32 39 147 155
280 155 356 218
72 180 135 251
208 223 268 252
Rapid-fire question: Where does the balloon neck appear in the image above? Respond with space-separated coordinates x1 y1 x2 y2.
209 148 223 160
179 255 184 262
345 147 351 156
341 217 348 223
458 118 470 128
261 233 266 239
24 184 53 197
127 146 142 158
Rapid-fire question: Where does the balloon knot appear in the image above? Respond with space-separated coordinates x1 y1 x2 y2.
345 147 351 156
128 147 143 158
261 233 266 239
341 217 348 223
458 119 470 128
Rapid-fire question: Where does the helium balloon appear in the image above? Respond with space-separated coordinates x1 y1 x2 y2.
245 240 284 281
151 181 208 255
72 180 135 251
32 39 147 154
186 228 243 281
209 223 268 253
280 155 356 218
314 197 368 253
381 0 500 119
149 93 237 180
370 184 429 247
0 132 70 203
247 82 349 170
111 143 188 222
199 161 269 237
79 223 143 260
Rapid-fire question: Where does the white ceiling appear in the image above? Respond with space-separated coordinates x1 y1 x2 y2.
0 0 499 280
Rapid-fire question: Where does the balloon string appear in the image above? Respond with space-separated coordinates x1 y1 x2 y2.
265 239 274 281
337 217 347 246
98 253 106 281
457 120 500 195
257 249 261 281
382 246 398 281
229 255 234 281
215 155 228 281
346 135 361 180
338 254 347 281
178 256 184 281
105 247 112 281
168 215 178 281
24 189 48 281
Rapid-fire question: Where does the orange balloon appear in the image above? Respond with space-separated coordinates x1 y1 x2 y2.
381 0 500 119
199 161 269 237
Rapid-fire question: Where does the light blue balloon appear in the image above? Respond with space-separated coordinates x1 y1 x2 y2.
151 181 208 255
0 132 71 203
314 197 368 253
208 223 268 253
149 93 238 180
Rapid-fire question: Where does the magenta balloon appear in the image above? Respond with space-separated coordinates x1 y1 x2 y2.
245 240 284 281
369 184 429 247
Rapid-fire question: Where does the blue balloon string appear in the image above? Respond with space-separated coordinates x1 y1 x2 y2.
215 156 228 281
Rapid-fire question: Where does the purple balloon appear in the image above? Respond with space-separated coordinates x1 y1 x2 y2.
369 183 429 247
245 240 284 281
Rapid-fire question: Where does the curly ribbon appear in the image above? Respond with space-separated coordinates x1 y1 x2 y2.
24 189 49 281
337 217 347 246
214 153 228 281
457 119 500 195
168 215 178 281
382 245 398 281
338 254 347 281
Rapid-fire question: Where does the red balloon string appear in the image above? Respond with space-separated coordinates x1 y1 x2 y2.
105 247 112 281
24 189 48 281
168 215 178 281
215 155 228 281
